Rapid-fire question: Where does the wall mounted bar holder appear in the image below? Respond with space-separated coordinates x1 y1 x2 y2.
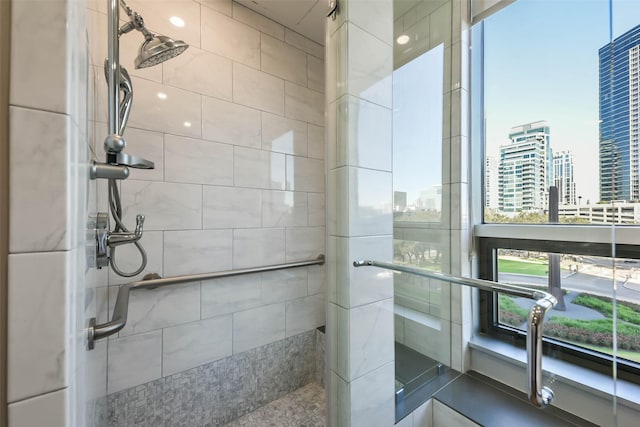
87 255 325 349
353 259 557 409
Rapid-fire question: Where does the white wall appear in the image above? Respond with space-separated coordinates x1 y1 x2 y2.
85 0 326 397
7 0 89 426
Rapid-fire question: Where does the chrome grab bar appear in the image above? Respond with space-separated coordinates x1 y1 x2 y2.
353 259 557 408
87 255 325 349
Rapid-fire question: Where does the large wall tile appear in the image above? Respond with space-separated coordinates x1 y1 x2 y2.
261 34 307 85
233 62 285 115
165 134 234 185
8 388 68 427
163 315 233 376
261 269 308 304
163 47 232 100
202 6 260 68
347 0 393 45
285 28 324 59
348 167 393 236
116 282 200 337
203 186 262 228
308 264 326 295
347 299 394 380
335 236 393 308
337 95 392 171
233 304 285 353
262 112 308 156
126 78 202 138
107 330 162 394
233 228 285 268
234 147 286 189
262 190 308 227
349 362 395 427
164 229 233 276
198 0 232 16
8 252 68 402
307 124 325 160
308 193 325 226
307 54 325 93
286 294 325 337
232 2 284 40
9 107 70 252
10 0 68 113
121 180 202 230
201 274 262 318
286 156 324 192
285 227 325 261
346 24 392 108
202 96 261 148
285 82 324 126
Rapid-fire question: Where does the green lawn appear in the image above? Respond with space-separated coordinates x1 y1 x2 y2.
569 342 640 364
498 258 549 276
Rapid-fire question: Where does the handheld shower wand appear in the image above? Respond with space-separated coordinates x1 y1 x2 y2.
90 0 190 277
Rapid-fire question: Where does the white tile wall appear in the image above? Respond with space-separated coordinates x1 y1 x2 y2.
233 62 285 115
8 388 69 427
202 96 261 148
9 107 71 253
164 135 234 185
162 315 233 375
107 330 163 394
164 229 233 275
262 112 308 155
203 186 262 228
233 303 286 353
201 6 260 68
83 0 326 402
7 252 69 402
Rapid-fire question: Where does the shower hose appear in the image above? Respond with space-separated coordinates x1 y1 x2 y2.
108 178 148 277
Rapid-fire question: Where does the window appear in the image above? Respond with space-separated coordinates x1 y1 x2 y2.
475 0 640 383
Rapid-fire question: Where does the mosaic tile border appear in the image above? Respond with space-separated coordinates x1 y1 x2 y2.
107 330 318 426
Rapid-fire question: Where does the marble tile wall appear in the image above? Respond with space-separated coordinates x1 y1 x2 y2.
85 0 326 420
7 0 92 426
325 1 396 426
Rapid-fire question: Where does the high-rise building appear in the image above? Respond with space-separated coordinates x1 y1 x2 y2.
485 156 499 210
553 151 577 205
599 24 640 202
498 121 553 212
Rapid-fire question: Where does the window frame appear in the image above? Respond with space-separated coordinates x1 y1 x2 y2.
476 233 640 384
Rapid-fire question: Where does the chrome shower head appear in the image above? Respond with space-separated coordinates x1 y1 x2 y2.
134 34 189 69
119 0 189 69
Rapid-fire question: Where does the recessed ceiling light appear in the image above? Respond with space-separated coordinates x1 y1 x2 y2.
170 16 185 27
397 34 410 45
184 121 192 128
157 92 168 100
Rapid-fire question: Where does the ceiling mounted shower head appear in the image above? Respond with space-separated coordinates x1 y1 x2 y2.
134 34 189 69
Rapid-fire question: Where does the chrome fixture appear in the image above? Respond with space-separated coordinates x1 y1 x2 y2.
118 0 189 69
353 259 557 409
327 0 339 21
89 0 189 277
87 255 325 349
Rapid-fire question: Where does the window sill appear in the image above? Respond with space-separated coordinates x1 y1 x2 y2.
469 335 640 425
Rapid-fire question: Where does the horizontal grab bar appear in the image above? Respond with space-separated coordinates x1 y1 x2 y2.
87 255 325 350
353 259 557 409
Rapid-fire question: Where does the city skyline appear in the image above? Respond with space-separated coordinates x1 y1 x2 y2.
484 0 640 204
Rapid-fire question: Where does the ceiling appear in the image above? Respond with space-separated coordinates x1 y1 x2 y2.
237 0 327 45
238 0 429 46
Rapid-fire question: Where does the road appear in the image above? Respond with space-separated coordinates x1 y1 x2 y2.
499 272 640 303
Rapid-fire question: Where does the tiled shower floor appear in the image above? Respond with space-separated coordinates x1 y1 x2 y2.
223 383 326 427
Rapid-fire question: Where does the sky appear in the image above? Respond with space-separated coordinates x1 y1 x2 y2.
484 0 640 203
